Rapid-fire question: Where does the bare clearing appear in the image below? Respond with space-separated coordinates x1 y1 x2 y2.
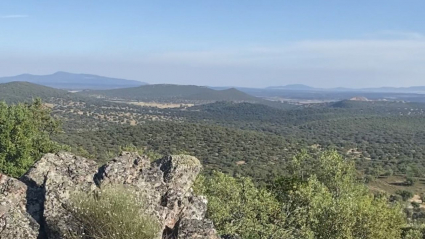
111 101 194 109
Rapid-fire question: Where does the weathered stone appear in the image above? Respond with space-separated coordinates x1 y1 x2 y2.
0 173 39 239
96 153 217 238
2 151 218 239
0 153 218 239
22 152 99 238
178 218 218 239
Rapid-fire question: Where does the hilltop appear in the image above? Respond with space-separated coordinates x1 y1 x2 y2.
0 82 75 103
0 72 146 90
79 84 263 103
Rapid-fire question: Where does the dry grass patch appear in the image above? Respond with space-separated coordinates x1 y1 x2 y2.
67 185 160 239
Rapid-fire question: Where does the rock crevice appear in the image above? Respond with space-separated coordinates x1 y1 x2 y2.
0 152 218 239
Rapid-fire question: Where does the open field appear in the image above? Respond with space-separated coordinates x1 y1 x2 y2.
368 175 425 195
110 100 194 109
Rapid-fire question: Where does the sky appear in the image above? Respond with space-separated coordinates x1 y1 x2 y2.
1 0 425 88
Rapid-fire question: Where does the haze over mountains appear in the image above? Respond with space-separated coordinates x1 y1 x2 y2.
264 84 425 93
0 72 146 90
218 84 425 94
1 72 425 94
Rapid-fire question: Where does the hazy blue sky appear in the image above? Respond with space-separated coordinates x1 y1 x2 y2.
1 0 425 87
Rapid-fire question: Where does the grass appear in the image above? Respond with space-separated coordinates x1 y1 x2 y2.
66 185 160 239
368 175 425 195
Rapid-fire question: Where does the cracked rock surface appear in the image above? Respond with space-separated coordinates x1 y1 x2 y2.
0 152 218 239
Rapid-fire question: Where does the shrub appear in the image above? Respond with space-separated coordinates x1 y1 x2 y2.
194 172 288 238
402 226 424 239
197 151 405 239
273 151 405 239
412 202 421 210
396 190 414 201
405 177 416 186
0 99 63 177
67 185 160 239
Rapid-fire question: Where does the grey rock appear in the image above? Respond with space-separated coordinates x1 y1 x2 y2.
22 152 99 238
5 151 218 239
96 153 218 238
0 173 39 239
178 218 218 239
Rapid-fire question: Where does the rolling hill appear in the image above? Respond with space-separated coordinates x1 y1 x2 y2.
0 72 146 90
79 84 263 103
0 82 76 103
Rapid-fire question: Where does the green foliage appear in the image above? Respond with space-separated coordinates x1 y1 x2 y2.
284 176 404 239
0 99 62 177
412 202 421 210
67 185 160 239
396 190 414 201
273 151 405 239
0 82 74 104
79 84 262 103
197 151 405 239
53 98 425 181
194 172 289 238
54 121 304 180
405 177 416 186
402 226 425 239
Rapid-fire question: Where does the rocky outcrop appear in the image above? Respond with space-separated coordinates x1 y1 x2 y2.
0 152 218 239
0 174 39 238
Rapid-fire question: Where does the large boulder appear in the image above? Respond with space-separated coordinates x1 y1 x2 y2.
95 153 218 238
13 151 218 239
0 173 39 239
21 152 99 238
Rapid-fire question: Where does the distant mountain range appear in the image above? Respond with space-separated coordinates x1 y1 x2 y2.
261 84 425 93
0 72 147 90
266 84 316 91
213 84 425 94
2 72 425 94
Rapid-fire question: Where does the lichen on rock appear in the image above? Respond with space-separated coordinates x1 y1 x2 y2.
0 152 218 239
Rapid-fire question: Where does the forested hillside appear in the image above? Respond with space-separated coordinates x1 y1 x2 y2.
0 82 74 103
44 96 425 183
54 121 306 179
78 84 263 103
2 93 425 238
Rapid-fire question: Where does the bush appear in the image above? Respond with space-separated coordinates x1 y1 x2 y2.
402 227 424 239
0 99 63 177
412 202 421 210
273 150 405 239
396 190 414 201
194 172 288 238
197 151 405 239
405 177 416 186
67 185 160 239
